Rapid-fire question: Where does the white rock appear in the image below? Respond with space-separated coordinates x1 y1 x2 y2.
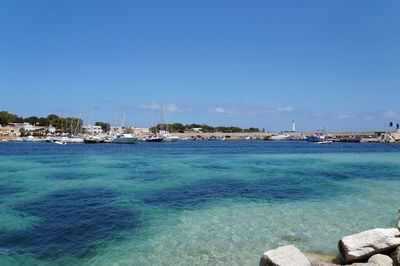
350 254 393 266
368 254 393 266
260 245 311 266
338 228 400 263
391 246 400 266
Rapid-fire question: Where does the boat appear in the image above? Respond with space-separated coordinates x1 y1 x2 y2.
316 140 333 144
112 134 137 144
162 133 179 142
60 137 84 143
54 140 67 145
306 129 327 142
145 134 164 142
270 134 290 140
306 135 325 142
23 136 38 142
83 137 105 144
157 102 179 142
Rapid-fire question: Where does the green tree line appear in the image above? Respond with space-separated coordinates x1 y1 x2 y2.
150 123 260 133
0 111 83 133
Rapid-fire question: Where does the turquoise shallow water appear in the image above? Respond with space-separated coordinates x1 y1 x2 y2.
0 141 400 265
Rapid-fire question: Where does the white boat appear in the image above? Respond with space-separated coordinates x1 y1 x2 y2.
316 140 333 144
307 129 333 143
54 140 67 145
60 137 84 143
24 136 38 142
157 101 179 142
270 134 290 140
162 133 179 142
307 135 325 142
112 134 137 144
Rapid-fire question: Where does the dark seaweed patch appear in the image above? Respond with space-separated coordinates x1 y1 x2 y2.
303 162 400 181
339 162 400 180
204 165 232 170
134 160 151 167
0 185 23 197
187 162 232 171
32 157 85 168
0 188 140 259
125 168 171 181
107 162 133 169
139 178 314 209
251 158 322 167
0 166 20 173
47 172 98 180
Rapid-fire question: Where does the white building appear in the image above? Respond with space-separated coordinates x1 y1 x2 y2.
82 125 103 135
130 127 150 135
9 122 35 131
189 128 203 133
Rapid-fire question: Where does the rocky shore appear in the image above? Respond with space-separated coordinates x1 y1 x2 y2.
259 210 400 266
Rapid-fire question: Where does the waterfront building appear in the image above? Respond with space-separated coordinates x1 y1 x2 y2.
82 125 103 135
0 126 17 137
129 127 150 135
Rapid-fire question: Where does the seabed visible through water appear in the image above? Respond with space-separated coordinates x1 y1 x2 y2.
0 141 399 265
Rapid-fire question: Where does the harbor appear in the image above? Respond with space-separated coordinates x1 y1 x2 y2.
2 111 400 144
1 126 399 144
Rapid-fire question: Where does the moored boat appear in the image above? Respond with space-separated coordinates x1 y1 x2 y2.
54 140 67 145
270 134 290 140
161 133 179 142
316 140 333 144
112 134 137 144
83 137 105 144
145 134 164 142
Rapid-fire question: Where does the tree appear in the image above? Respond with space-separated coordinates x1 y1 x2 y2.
95 121 111 133
0 111 21 126
47 114 60 128
243 127 260 133
19 128 27 137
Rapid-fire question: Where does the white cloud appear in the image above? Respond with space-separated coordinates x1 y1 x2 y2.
384 110 399 119
211 107 235 114
138 103 183 112
334 113 354 120
363 115 375 121
247 106 295 115
276 106 294 113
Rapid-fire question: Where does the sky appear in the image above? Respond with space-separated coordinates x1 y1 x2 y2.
1 0 399 131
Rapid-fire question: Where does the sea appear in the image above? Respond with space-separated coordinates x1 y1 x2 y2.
0 141 400 265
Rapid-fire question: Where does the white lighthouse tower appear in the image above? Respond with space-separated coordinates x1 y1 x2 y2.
292 120 296 132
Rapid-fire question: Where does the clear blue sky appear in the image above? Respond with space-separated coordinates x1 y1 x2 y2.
1 0 399 131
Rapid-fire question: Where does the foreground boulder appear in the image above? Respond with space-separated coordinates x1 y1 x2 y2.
260 245 311 266
368 254 393 266
350 254 393 266
391 246 400 266
339 228 400 263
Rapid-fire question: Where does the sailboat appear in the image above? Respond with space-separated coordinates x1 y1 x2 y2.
159 101 179 142
146 100 179 142
112 110 137 144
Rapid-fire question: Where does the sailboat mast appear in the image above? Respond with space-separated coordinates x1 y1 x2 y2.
161 99 169 132
120 109 127 132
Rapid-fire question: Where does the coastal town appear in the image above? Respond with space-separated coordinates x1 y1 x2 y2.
1 111 400 144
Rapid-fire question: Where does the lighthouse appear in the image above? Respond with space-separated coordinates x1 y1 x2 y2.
292 120 296 132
